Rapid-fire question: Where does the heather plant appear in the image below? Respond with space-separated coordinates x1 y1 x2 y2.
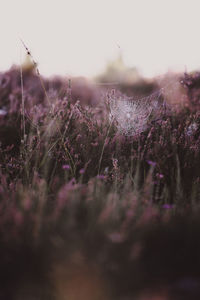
0 64 200 299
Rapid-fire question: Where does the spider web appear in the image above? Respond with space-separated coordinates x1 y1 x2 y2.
108 79 180 136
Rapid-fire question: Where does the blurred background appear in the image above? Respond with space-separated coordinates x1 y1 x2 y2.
1 0 200 79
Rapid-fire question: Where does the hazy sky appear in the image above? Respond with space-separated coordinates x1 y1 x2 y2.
1 0 200 78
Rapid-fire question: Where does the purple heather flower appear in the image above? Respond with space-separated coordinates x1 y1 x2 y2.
79 168 85 174
186 122 198 136
156 173 164 178
62 164 70 170
147 160 156 167
0 108 7 116
162 204 174 209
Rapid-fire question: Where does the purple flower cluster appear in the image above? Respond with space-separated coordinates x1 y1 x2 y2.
0 67 200 298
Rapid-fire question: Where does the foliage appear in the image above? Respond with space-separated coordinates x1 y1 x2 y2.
0 67 200 299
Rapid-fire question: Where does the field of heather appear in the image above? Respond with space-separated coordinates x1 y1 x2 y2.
1 65 200 299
